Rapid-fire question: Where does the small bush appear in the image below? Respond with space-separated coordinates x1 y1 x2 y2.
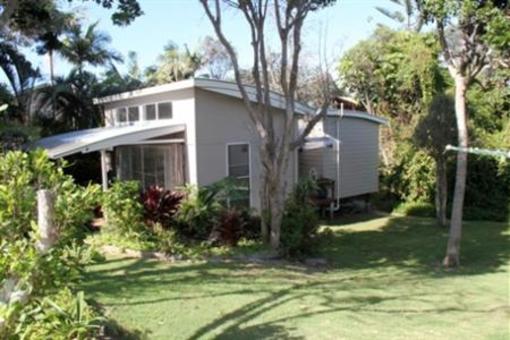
152 226 187 255
141 186 184 230
12 289 103 340
0 150 101 243
280 178 321 258
394 201 436 218
176 185 220 239
209 208 244 246
101 180 145 235
239 209 261 240
0 151 103 338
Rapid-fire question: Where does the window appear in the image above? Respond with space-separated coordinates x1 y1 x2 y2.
145 104 156 120
158 102 172 119
128 106 140 122
116 145 185 190
116 108 127 123
227 143 250 207
115 102 172 126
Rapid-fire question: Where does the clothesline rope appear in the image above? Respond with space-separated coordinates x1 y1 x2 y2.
445 145 510 159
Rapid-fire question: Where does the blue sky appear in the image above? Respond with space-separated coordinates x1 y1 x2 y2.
27 0 400 82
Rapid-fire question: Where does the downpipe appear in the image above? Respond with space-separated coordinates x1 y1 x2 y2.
329 104 344 213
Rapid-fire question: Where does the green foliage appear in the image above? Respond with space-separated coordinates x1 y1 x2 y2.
13 288 103 340
461 155 510 222
414 94 457 159
0 149 101 243
338 27 443 119
383 144 436 204
101 180 145 237
394 201 436 218
0 151 104 338
176 184 221 240
61 22 122 72
145 41 202 85
280 178 321 258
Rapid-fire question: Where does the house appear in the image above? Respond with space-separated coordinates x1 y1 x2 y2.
34 78 386 211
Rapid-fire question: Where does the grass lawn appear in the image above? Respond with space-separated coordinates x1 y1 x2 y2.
83 215 510 340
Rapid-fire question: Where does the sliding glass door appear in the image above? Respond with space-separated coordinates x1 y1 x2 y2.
116 144 185 190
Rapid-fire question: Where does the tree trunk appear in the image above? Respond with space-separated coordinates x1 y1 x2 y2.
269 186 285 250
259 171 269 241
443 76 468 268
36 189 58 253
49 49 55 86
259 153 288 251
435 157 448 227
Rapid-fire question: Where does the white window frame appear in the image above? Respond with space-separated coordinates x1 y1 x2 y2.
156 101 173 120
142 101 173 121
114 101 173 126
127 105 141 123
226 142 252 207
115 107 128 125
143 103 157 121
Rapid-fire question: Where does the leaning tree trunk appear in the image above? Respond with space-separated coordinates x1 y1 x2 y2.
435 156 448 227
443 76 469 268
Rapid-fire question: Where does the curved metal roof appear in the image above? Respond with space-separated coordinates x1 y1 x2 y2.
33 123 185 158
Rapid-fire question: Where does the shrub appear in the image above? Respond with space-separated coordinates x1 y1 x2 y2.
0 151 103 338
0 150 101 243
461 155 510 222
141 186 184 230
101 180 145 236
382 144 436 205
394 201 436 218
209 177 250 209
280 178 321 258
209 208 244 246
239 209 261 240
152 226 187 255
12 289 103 340
176 185 220 239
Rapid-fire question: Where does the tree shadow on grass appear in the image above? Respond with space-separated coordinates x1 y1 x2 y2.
83 215 509 338
217 324 304 340
184 276 508 340
322 215 510 275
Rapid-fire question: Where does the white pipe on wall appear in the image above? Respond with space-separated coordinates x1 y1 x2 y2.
329 103 344 213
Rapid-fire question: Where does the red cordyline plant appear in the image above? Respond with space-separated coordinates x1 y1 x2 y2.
141 186 184 230
209 208 246 246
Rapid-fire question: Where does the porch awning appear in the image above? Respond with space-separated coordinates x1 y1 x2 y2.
302 135 337 150
33 123 185 158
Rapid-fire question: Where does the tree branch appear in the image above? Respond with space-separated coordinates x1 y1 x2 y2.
290 102 330 150
199 0 267 137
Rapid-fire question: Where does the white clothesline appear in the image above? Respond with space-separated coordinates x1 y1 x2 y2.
445 145 510 159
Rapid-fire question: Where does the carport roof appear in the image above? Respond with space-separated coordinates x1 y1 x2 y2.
33 123 185 158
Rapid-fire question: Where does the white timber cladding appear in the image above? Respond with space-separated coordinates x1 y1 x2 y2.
93 79 385 207
194 89 297 211
299 148 323 179
101 88 199 184
323 115 381 198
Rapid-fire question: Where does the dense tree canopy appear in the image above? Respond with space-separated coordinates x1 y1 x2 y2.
338 27 443 122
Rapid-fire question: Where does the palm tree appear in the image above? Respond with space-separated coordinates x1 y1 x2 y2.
61 22 122 77
37 69 101 133
35 9 76 85
145 41 202 85
0 41 40 124
376 0 424 32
